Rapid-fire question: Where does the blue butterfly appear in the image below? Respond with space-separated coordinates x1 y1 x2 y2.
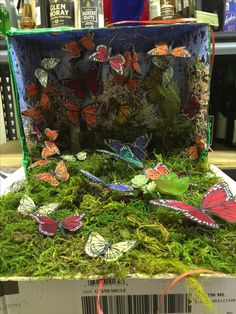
105 134 152 161
79 169 134 192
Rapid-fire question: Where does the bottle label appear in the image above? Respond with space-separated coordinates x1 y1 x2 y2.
49 0 75 27
80 0 99 28
149 0 161 19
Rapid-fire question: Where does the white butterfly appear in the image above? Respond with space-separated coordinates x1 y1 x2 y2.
61 151 87 162
17 195 60 216
35 58 60 87
85 232 137 262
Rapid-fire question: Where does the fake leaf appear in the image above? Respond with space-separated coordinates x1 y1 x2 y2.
156 173 189 196
131 175 149 188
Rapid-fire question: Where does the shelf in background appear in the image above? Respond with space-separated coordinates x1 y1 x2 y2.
0 140 235 169
1 30 236 63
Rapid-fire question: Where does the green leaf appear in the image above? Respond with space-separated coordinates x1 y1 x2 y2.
131 175 149 188
156 173 189 196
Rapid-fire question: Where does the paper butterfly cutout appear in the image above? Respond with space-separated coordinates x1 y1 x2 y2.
105 134 152 161
32 214 85 236
123 51 141 73
79 169 134 192
148 43 191 58
85 232 137 262
17 195 59 216
150 182 236 229
28 159 51 169
64 101 97 127
35 160 69 186
41 141 60 159
26 84 38 97
61 152 87 162
35 58 60 87
145 163 170 181
59 64 101 99
44 128 58 142
64 33 94 58
97 147 144 169
89 45 125 75
21 107 42 120
107 98 136 124
115 73 139 92
38 93 51 109
186 136 205 160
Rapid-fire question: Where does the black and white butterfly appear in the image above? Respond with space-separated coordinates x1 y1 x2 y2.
85 232 137 262
17 195 59 216
35 58 60 87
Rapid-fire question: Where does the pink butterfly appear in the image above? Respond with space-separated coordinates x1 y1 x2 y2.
89 45 125 75
31 214 85 236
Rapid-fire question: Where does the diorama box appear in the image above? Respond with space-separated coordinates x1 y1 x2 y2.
7 23 211 168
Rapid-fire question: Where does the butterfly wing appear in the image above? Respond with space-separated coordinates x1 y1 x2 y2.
107 183 134 192
201 183 236 222
145 163 170 180
124 51 132 68
44 128 58 142
80 169 105 185
31 214 58 236
115 104 134 124
148 43 169 56
104 139 123 154
85 232 108 257
79 32 94 50
119 146 144 168
133 134 152 151
35 172 60 186
35 68 48 87
81 104 97 127
36 203 60 216
61 214 85 232
109 54 125 75
26 84 38 97
41 141 60 158
54 160 70 182
28 159 51 169
171 47 191 58
186 145 198 159
84 64 101 96
39 93 51 109
64 41 81 58
150 199 218 228
17 195 36 215
64 100 80 124
41 58 60 70
104 241 137 262
132 51 141 73
89 45 108 62
21 108 42 120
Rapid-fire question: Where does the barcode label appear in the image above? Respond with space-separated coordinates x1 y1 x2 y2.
87 279 126 286
81 294 192 314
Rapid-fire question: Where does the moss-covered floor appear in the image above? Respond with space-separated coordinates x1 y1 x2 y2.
0 153 236 281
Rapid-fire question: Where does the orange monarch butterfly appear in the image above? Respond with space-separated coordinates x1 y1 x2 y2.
114 73 139 91
186 137 205 160
145 163 170 181
26 84 38 97
123 51 141 73
41 141 60 159
148 42 191 58
64 101 97 128
64 33 95 58
38 93 51 109
35 160 69 187
44 128 58 142
21 107 42 120
28 159 51 169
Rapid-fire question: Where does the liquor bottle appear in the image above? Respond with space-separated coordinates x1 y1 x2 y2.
20 0 36 29
78 0 104 28
48 0 75 28
0 0 10 35
175 0 183 15
149 0 161 20
182 0 190 17
160 0 175 19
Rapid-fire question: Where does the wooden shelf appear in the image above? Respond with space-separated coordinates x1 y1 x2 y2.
0 140 235 169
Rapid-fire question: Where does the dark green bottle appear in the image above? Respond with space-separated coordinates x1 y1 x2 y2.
0 0 10 36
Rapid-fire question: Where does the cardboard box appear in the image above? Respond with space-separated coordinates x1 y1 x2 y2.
0 276 236 314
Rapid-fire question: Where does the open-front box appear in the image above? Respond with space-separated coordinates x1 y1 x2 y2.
1 23 236 314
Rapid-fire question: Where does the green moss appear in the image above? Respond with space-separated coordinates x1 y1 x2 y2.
0 153 235 307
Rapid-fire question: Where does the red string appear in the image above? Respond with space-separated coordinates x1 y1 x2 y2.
210 26 215 77
96 279 105 314
107 18 196 27
157 269 219 314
